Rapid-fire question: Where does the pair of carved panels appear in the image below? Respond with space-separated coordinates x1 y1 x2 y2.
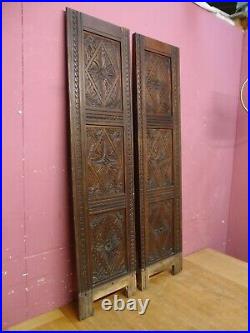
66 7 182 310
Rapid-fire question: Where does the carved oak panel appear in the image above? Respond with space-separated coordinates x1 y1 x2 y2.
84 32 122 110
133 34 182 279
67 9 135 318
147 128 173 189
90 209 126 285
145 51 172 115
87 126 124 199
147 200 174 265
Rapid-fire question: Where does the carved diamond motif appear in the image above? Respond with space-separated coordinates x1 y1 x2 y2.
87 126 124 198
90 210 127 285
145 51 172 114
147 129 173 189
147 200 174 264
84 32 122 109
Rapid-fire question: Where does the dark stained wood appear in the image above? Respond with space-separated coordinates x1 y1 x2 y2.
66 8 136 319
132 33 182 289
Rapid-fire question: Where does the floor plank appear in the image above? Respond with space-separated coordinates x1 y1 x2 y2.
186 248 248 287
8 249 248 331
9 309 64 331
35 317 77 331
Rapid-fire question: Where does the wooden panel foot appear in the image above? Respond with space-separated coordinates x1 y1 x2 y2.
137 268 149 290
78 290 93 320
171 254 182 275
124 272 136 297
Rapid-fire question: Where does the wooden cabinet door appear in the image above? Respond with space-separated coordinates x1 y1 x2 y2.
66 8 136 319
132 34 182 289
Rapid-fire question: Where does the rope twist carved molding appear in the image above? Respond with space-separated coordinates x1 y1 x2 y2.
172 48 182 253
123 30 136 272
71 11 89 290
136 35 146 269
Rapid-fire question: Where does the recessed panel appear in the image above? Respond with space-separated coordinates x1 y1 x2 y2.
133 33 181 285
147 200 174 265
84 32 122 110
90 209 127 285
147 128 173 189
87 126 124 199
145 51 172 115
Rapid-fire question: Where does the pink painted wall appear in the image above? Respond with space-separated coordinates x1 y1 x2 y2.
227 30 248 262
3 2 244 328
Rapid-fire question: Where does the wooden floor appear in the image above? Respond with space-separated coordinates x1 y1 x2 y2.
9 249 248 331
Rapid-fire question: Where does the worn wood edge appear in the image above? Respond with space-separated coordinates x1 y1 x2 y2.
137 268 149 290
172 46 182 254
148 253 182 278
78 290 93 320
132 33 147 272
78 272 136 320
136 253 182 290
121 28 137 275
93 272 136 301
66 7 85 293
77 273 137 320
